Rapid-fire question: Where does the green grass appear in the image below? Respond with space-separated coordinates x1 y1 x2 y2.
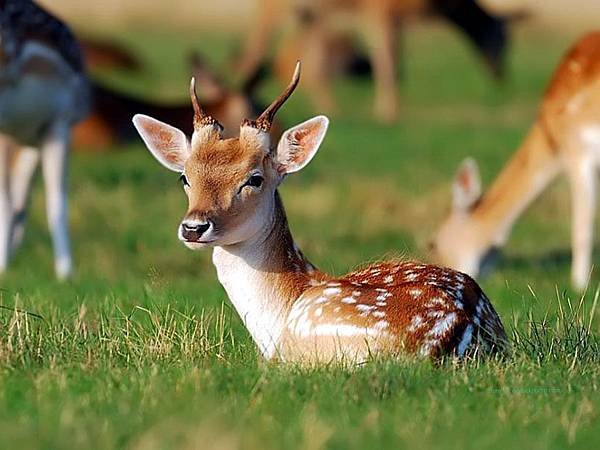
1 25 599 449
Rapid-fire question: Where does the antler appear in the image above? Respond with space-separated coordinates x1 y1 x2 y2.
243 61 301 132
189 77 223 132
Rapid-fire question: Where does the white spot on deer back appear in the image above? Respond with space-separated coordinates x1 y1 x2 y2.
409 288 422 298
428 310 444 319
405 273 417 282
324 287 341 296
427 297 446 307
408 315 424 332
356 304 376 312
428 312 457 337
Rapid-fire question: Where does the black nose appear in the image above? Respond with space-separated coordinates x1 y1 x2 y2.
181 221 211 241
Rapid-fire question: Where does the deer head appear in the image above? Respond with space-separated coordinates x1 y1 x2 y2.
133 62 329 249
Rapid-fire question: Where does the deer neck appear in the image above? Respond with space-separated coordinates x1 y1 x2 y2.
471 122 562 247
212 191 324 359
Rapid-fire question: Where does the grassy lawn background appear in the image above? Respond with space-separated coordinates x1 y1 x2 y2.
0 24 598 449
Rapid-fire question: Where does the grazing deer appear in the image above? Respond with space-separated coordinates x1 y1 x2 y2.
133 62 506 363
0 0 89 278
73 53 269 149
431 32 600 292
239 0 508 122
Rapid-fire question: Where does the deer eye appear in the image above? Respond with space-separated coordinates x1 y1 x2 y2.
244 175 264 188
179 174 190 187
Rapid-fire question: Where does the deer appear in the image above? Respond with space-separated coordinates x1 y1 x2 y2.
0 0 89 279
79 37 142 73
238 0 509 122
132 62 506 363
73 52 270 149
431 31 600 293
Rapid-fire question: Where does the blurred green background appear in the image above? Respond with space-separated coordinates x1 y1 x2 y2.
0 3 599 449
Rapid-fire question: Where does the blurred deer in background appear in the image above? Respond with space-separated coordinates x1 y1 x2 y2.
432 32 600 292
238 0 510 122
133 62 506 363
0 0 89 278
79 37 143 73
73 52 273 149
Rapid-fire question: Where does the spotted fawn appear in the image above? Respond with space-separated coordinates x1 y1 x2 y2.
133 62 507 363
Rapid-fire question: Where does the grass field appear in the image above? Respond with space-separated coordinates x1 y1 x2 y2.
0 25 599 449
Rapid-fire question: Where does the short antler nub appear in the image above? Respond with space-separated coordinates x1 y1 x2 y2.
243 61 301 132
189 77 223 132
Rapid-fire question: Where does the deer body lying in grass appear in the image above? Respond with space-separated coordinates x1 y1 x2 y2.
432 32 600 292
0 0 89 278
133 63 506 363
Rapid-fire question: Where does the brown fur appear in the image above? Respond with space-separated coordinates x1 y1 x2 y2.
280 261 505 362
542 32 600 118
540 31 600 147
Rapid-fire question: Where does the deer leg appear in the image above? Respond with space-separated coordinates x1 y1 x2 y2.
9 146 39 254
568 157 596 291
363 12 399 123
302 26 337 114
236 0 282 79
0 145 12 273
41 123 72 280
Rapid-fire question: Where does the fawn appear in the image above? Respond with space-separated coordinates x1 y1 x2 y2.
432 32 600 292
133 62 506 363
0 0 89 278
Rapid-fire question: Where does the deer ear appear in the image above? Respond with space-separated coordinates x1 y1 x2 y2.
453 158 482 212
133 114 190 172
275 116 329 174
